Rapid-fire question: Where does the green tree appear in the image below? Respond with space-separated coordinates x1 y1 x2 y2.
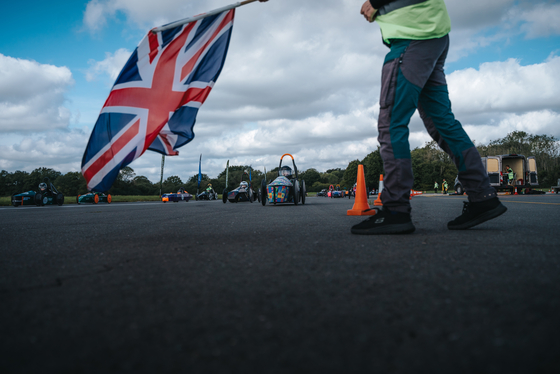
300 168 321 189
109 166 136 195
24 167 62 191
162 176 183 193
341 160 360 188
54 172 88 196
133 176 156 195
361 149 384 189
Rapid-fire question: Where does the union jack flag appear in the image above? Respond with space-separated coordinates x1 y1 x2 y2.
81 10 235 192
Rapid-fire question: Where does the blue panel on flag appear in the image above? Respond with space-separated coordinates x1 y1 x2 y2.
168 106 197 148
95 148 137 192
161 27 183 49
82 113 137 166
114 50 142 85
184 14 222 52
186 31 232 86
148 137 166 155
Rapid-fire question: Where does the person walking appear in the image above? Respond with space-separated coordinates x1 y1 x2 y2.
443 179 448 194
351 0 507 235
434 181 438 194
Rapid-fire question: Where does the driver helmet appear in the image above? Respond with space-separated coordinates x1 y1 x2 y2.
240 181 249 189
39 182 47 192
280 166 292 177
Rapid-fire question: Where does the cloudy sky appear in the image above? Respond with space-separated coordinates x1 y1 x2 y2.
1 0 560 183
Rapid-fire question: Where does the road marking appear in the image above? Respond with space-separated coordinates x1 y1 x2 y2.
421 195 560 206
500 201 560 206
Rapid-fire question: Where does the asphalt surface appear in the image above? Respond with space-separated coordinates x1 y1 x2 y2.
1 194 559 373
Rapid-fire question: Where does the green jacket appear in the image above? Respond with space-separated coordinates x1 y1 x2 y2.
507 168 514 179
371 0 451 46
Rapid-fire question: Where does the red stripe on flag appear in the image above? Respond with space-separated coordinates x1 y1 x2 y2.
180 86 213 106
159 134 179 156
180 10 234 82
83 119 141 182
148 31 159 63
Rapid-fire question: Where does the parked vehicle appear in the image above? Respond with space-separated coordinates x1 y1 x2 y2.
454 154 538 195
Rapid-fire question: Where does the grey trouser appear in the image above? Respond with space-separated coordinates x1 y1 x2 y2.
377 35 496 213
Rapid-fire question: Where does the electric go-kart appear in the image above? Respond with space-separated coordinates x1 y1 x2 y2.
196 184 218 201
260 154 306 206
223 168 256 203
317 189 328 197
11 177 64 207
77 191 112 204
331 184 344 198
224 181 255 203
162 187 192 203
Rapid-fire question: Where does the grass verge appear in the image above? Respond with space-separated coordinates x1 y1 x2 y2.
1 195 163 206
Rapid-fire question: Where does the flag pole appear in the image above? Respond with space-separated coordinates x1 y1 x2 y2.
152 0 259 34
159 154 165 196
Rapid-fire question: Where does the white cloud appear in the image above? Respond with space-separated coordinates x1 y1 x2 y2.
82 0 109 33
0 129 88 172
448 55 560 115
517 3 560 39
0 54 74 133
463 110 560 146
86 48 132 83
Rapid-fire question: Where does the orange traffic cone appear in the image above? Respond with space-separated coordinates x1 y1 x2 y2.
347 165 376 216
410 190 423 198
373 174 383 206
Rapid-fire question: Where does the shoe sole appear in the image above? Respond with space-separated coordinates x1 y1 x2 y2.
448 203 507 230
351 222 416 235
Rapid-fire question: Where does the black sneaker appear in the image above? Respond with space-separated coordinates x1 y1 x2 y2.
351 208 415 235
447 197 507 230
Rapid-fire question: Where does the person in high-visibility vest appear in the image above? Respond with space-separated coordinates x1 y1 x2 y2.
434 181 438 194
506 165 514 185
443 179 448 194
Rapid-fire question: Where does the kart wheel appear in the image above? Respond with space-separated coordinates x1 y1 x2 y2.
77 195 81 204
293 180 299 206
56 193 64 206
257 189 261 203
222 189 228 203
35 193 43 206
94 194 99 204
261 180 267 206
249 190 253 203
301 180 306 205
11 194 18 207
456 185 464 195
107 194 112 204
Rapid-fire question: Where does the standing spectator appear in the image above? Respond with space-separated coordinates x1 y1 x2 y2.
443 179 448 194
434 181 439 194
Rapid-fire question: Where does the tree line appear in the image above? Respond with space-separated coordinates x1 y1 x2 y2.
2 131 559 197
